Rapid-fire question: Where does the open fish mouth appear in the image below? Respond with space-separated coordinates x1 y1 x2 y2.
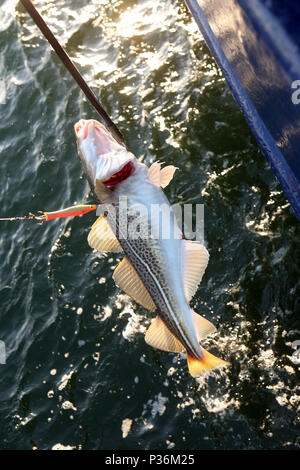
74 118 136 185
74 119 119 155
74 119 89 140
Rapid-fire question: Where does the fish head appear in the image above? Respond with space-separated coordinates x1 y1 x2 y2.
74 119 136 197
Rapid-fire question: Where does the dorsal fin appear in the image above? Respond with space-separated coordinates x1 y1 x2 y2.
113 257 156 311
145 316 185 352
148 162 177 188
145 313 215 353
88 216 123 253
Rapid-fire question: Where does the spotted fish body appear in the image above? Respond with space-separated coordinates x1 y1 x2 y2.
113 175 200 357
75 119 229 376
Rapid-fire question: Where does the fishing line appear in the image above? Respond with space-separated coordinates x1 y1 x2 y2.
0 213 45 223
19 0 126 147
0 205 97 224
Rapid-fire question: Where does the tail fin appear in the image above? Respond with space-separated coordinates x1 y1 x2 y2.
186 348 229 377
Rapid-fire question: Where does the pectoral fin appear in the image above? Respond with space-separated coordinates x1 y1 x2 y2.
148 162 178 188
184 240 209 302
145 316 185 353
88 216 123 253
113 257 156 311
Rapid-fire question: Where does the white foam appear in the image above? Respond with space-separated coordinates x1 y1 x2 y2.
121 418 133 438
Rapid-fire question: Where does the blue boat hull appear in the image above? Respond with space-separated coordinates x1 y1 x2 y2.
186 0 300 221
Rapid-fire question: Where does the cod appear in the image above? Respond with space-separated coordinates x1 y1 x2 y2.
74 118 229 377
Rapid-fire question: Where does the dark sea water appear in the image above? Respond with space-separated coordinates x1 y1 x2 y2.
0 0 299 451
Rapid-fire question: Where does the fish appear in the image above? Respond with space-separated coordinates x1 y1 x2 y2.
74 118 229 377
